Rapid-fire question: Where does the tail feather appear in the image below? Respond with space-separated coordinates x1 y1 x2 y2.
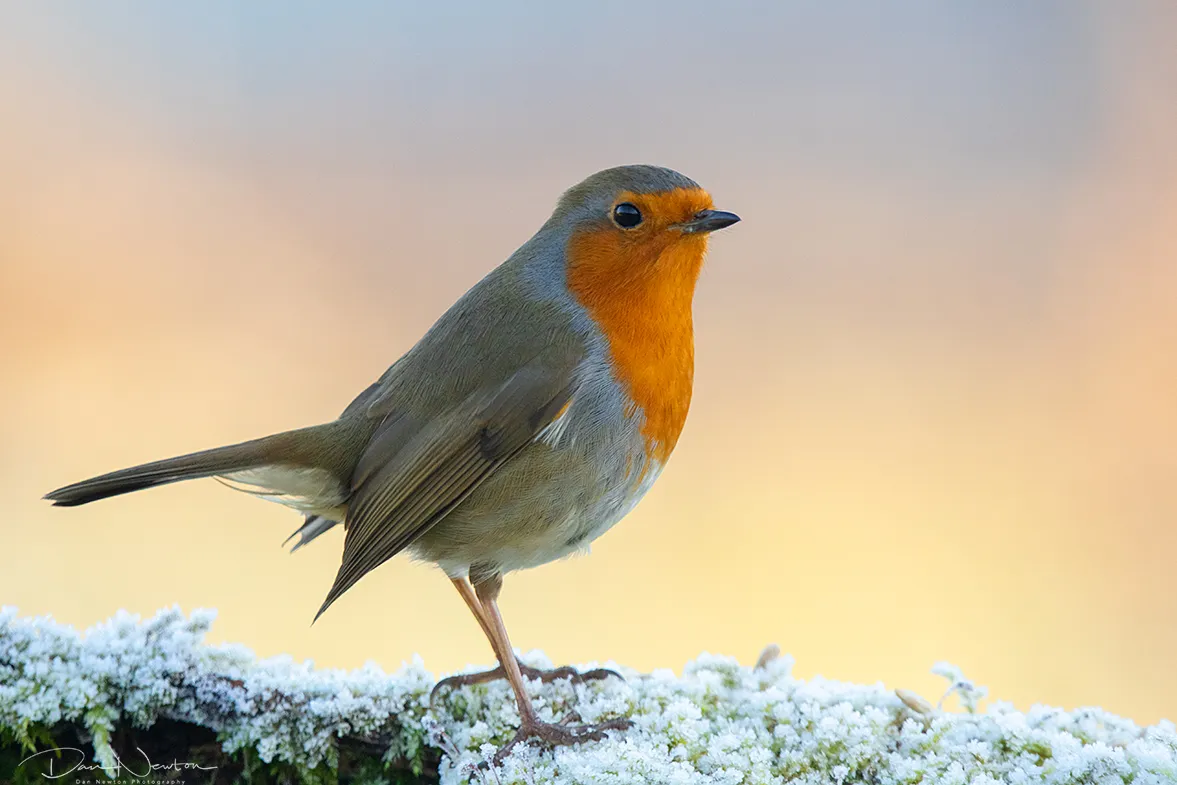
284 514 341 552
44 422 353 508
45 449 259 506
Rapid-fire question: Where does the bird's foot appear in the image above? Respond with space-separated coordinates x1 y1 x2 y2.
431 662 622 703
521 663 623 685
490 715 633 764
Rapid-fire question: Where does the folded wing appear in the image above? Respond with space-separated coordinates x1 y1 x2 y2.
314 358 578 620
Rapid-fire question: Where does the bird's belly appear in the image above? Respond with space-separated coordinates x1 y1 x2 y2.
493 459 661 572
410 416 660 579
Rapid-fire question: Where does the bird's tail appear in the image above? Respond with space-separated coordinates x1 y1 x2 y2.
44 422 355 508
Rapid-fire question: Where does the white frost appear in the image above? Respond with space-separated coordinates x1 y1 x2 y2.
1 607 1174 784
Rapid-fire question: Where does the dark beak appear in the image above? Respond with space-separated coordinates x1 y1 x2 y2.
676 209 741 234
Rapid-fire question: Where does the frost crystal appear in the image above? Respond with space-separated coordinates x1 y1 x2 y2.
1 607 1174 784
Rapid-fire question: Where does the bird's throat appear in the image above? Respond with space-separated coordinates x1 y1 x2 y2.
566 232 706 462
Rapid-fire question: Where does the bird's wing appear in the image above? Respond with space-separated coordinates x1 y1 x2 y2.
313 355 577 619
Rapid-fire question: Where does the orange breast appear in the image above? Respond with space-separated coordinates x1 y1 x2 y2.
565 202 709 463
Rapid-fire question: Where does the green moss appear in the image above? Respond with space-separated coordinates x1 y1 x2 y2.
0 720 440 785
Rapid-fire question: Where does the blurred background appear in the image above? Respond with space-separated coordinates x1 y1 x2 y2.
1 3 1174 724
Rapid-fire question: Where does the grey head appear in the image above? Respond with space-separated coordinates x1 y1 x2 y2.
538 164 739 243
548 165 705 227
507 163 739 304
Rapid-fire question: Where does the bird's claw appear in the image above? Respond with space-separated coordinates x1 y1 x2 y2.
430 662 623 704
486 716 634 765
525 664 623 685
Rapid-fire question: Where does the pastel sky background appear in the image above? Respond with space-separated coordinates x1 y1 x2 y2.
2 3 1175 724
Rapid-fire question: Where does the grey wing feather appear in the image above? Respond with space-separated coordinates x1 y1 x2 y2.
312 360 577 620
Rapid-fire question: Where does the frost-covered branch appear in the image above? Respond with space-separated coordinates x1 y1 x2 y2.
1 607 1174 784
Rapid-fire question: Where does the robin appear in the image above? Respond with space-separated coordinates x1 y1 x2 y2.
45 164 740 758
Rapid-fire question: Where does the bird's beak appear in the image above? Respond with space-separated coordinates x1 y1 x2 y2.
675 209 741 234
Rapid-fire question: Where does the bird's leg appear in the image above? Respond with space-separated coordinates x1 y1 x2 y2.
469 575 632 764
453 575 497 643
431 576 621 702
430 577 512 699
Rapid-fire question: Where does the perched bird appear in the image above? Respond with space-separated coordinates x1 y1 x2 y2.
45 164 739 758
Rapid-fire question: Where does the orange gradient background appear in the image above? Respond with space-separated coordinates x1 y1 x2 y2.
2 4 1175 724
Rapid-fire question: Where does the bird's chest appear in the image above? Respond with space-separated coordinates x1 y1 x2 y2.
564 232 700 465
568 307 695 476
537 419 664 561
533 366 675 543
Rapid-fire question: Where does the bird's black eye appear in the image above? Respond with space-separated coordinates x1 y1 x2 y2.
612 202 643 229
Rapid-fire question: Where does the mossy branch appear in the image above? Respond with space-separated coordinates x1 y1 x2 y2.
1 607 1174 784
